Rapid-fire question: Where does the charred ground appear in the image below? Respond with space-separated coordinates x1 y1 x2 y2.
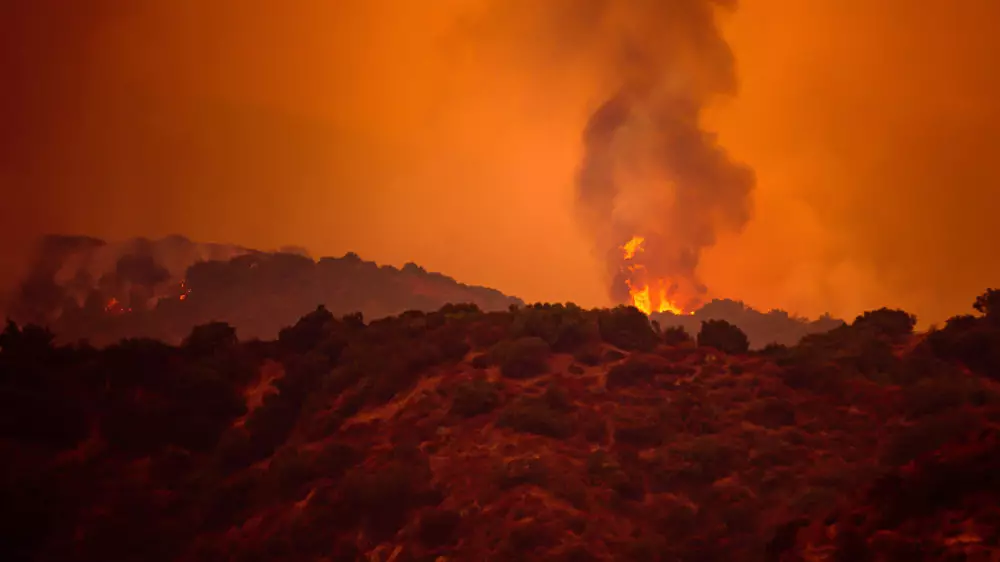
3 289 1000 561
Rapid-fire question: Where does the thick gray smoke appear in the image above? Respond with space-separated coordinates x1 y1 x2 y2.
573 0 756 311
5 235 250 324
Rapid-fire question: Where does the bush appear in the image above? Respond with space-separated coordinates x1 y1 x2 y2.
277 305 335 353
901 375 999 418
603 349 627 362
586 450 644 500
606 358 659 390
450 377 501 418
492 337 551 379
183 321 238 355
509 304 597 352
881 409 985 467
417 508 462 547
496 456 550 489
926 314 1000 378
974 288 1000 323
572 345 603 366
339 457 441 540
498 395 574 438
662 326 692 346
852 308 917 341
743 397 797 428
597 306 659 351
697 320 749 355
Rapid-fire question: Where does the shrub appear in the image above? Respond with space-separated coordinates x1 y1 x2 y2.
586 450 644 500
926 314 1000 377
606 354 690 390
606 358 659 390
498 395 574 439
881 409 985 467
510 304 597 352
597 306 659 351
183 321 238 355
901 375 999 419
757 343 789 358
492 337 551 379
697 320 749 355
496 456 550 489
572 345 603 366
743 397 797 428
973 288 1000 323
450 378 501 418
614 420 666 448
672 435 741 484
277 306 335 353
339 457 441 540
603 349 627 362
417 508 462 547
662 326 692 346
852 308 917 341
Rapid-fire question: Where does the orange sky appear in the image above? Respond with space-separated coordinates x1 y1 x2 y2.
2 0 999 326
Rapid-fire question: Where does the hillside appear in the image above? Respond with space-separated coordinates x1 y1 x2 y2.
3 291 1000 561
6 235 847 349
5 235 523 346
652 298 845 349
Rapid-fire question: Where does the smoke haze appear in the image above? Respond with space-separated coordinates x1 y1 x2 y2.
2 0 1000 326
572 0 755 310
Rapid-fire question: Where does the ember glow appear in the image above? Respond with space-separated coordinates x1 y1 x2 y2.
620 236 687 316
104 297 131 315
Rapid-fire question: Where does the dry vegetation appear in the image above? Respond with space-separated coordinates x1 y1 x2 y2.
3 291 1000 561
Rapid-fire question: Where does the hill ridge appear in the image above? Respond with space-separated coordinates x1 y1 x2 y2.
3 291 1000 560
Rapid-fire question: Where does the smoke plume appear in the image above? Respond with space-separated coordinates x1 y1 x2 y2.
574 0 755 312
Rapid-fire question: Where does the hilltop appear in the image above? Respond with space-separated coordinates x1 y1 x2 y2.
3 289 1000 561
6 235 847 349
651 298 845 349
5 235 523 346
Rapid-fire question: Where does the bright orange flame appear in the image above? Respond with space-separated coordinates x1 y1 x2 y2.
626 279 685 315
619 236 688 316
622 236 645 260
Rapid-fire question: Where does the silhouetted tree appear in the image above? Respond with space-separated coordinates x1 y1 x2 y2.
183 321 237 355
662 325 693 346
974 288 1000 324
697 319 749 355
598 306 658 351
852 308 916 341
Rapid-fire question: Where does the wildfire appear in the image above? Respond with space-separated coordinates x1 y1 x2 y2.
104 297 132 315
622 236 645 260
619 236 688 316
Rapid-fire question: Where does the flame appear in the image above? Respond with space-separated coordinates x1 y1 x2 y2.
619 236 688 316
622 236 645 260
104 297 132 315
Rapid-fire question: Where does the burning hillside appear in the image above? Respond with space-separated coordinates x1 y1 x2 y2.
5 234 847 349
4 235 523 345
2 290 1000 560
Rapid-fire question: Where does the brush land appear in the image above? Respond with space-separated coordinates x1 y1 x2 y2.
3 291 1000 561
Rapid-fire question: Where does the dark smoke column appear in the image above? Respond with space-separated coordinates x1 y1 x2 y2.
574 0 756 312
